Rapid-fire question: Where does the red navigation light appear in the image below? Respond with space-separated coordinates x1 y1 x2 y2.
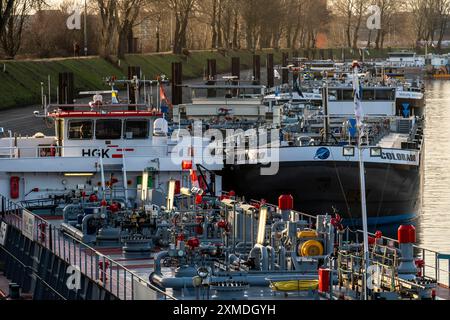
182 160 193 170
278 195 294 210
398 225 416 244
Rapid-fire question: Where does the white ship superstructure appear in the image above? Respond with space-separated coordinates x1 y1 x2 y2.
0 96 222 209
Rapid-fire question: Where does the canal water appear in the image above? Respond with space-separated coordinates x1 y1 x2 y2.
411 80 450 286
419 80 450 256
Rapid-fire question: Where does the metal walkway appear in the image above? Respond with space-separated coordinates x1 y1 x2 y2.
0 194 175 300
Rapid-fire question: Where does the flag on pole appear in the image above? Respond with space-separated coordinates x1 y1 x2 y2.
274 69 281 80
160 85 173 109
111 90 119 104
352 61 363 127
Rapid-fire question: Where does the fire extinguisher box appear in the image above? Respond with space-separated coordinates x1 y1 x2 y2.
319 268 331 293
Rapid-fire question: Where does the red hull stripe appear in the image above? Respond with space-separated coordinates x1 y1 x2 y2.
112 154 123 159
50 111 163 118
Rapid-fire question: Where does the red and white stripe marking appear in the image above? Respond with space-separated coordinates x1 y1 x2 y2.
111 148 135 159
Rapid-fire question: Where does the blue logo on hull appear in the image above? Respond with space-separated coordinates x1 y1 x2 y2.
402 103 410 118
315 147 331 160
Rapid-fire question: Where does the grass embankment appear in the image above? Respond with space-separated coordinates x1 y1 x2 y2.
1 47 447 110
0 49 288 110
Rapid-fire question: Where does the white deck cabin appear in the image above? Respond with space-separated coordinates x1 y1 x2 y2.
0 102 222 203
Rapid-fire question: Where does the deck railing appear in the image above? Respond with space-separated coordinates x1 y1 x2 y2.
0 194 176 300
353 229 450 289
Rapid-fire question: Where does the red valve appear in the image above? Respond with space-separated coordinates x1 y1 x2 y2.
187 237 200 249
89 194 98 203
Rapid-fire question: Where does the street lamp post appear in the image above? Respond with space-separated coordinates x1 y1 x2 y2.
84 0 88 56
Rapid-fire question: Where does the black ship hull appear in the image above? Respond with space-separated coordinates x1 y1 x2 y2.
221 161 420 227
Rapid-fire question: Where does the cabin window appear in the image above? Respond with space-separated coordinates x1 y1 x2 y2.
68 120 93 140
329 90 338 101
95 119 122 140
341 89 354 101
362 89 375 101
124 120 149 139
375 89 395 101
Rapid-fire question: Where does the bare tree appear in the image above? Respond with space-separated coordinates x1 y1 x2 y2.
434 0 450 50
97 0 117 58
220 0 235 48
333 0 368 49
239 0 259 50
373 0 403 49
167 0 196 54
1 0 40 58
116 0 145 58
0 0 14 35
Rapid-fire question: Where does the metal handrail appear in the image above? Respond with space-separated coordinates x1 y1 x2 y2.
338 251 428 291
0 194 176 300
59 231 176 300
355 229 450 288
248 198 317 221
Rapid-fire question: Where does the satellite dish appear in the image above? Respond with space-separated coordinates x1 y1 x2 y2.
153 118 169 136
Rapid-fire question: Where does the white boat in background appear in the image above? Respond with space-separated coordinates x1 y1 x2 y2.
386 51 425 68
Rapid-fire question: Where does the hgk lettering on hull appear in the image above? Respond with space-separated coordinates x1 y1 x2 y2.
82 149 110 158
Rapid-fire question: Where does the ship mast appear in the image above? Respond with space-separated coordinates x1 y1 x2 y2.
353 61 370 300
322 75 330 144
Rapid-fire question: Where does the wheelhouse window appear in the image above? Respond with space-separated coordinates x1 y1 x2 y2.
362 89 375 101
375 89 395 101
95 119 122 140
329 90 338 101
124 120 149 139
68 120 93 140
341 89 354 101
